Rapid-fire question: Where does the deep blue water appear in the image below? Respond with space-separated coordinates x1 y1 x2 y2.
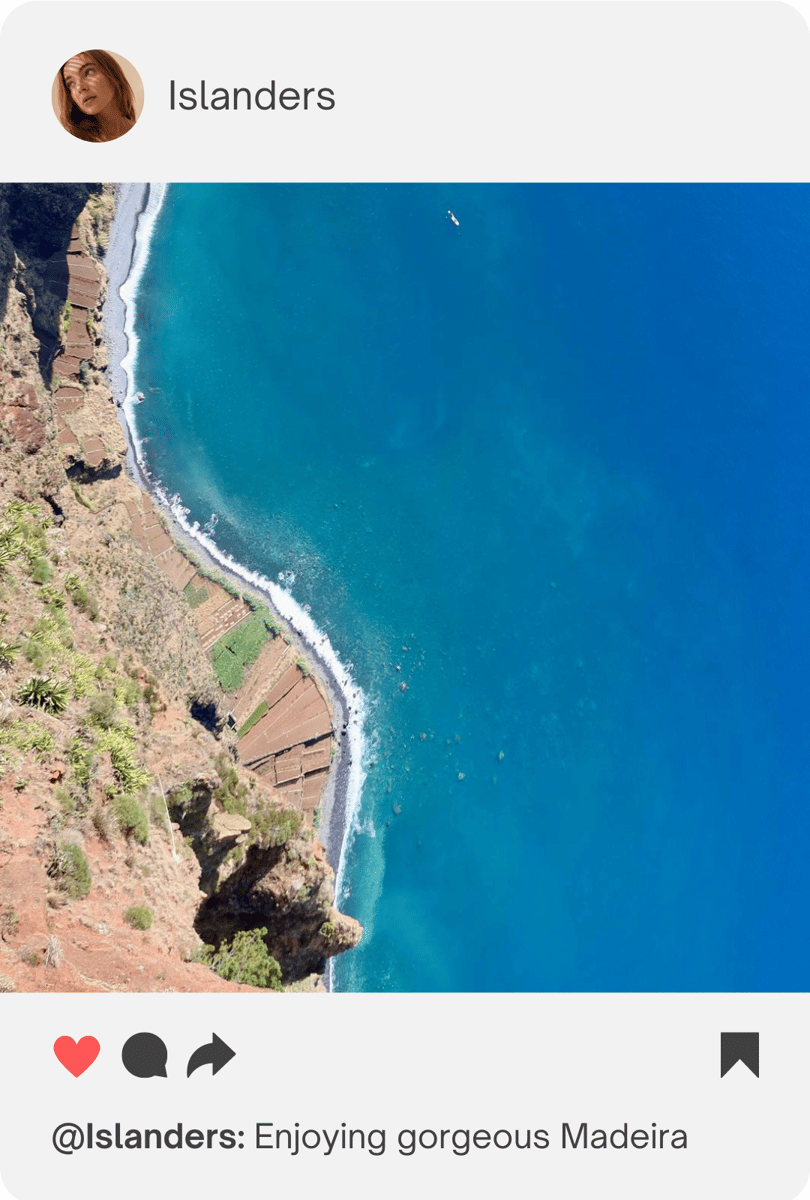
132 183 810 991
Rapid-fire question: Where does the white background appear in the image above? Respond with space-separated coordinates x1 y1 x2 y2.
0 3 808 1198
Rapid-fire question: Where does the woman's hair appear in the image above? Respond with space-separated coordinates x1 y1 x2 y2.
57 50 135 142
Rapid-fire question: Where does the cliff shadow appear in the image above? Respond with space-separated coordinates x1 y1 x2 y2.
0 184 100 381
66 460 123 484
193 841 288 946
192 839 331 983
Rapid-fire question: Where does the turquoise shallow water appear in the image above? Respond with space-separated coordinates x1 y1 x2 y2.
131 183 810 991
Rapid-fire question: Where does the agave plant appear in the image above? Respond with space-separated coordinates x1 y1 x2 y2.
18 676 69 715
0 641 19 671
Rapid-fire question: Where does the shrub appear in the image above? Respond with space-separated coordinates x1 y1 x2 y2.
124 905 153 930
0 719 54 755
23 643 46 671
250 802 301 849
295 656 311 677
40 586 65 610
28 557 53 585
44 936 63 968
90 805 109 840
68 737 93 788
169 782 193 809
97 726 150 792
113 794 149 844
212 752 249 816
87 690 117 729
18 676 68 715
64 574 99 620
201 927 282 990
55 786 76 814
0 906 19 938
25 724 54 754
116 677 140 709
49 842 92 900
70 654 96 699
0 640 19 669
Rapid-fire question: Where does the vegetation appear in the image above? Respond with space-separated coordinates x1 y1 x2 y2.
67 736 93 787
28 556 53 585
209 753 300 848
0 906 20 938
113 793 149 844
143 676 159 709
237 700 268 739
48 842 92 900
90 805 109 840
211 609 272 691
97 725 150 793
212 752 249 816
251 802 301 849
0 719 54 756
70 653 96 698
124 905 153 930
18 675 68 715
62 301 72 337
183 580 209 610
295 656 310 677
40 586 65 610
64 574 99 621
0 504 53 593
197 927 282 990
86 689 117 729
69 481 97 512
115 676 141 709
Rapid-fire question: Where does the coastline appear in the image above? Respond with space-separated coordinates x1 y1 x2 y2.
101 183 363 984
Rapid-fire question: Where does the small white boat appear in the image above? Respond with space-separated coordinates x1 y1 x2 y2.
447 210 460 227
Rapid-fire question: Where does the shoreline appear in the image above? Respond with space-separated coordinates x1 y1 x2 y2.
101 183 363 984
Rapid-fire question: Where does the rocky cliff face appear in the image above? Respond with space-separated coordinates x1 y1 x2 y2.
0 184 360 994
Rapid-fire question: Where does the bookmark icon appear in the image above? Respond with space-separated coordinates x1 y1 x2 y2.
720 1032 759 1078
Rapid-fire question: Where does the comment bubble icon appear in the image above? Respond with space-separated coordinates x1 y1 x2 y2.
121 1032 168 1078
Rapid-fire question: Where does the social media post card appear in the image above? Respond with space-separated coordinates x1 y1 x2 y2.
0 3 808 1199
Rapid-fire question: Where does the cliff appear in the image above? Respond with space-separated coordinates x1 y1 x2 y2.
0 183 361 994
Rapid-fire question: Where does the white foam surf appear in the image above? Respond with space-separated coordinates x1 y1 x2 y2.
111 181 370 927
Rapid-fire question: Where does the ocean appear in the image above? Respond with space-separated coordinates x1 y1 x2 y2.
125 183 810 991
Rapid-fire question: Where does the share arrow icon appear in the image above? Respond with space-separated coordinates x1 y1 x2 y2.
186 1033 236 1078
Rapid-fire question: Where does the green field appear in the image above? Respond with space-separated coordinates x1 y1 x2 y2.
211 608 273 691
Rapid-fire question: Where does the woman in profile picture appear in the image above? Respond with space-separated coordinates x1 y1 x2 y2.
57 50 137 142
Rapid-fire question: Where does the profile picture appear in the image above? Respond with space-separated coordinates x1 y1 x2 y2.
52 49 144 143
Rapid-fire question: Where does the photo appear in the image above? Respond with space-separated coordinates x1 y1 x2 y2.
52 52 143 143
0 182 807 995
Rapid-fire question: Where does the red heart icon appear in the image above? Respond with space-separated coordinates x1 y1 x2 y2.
54 1035 100 1077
